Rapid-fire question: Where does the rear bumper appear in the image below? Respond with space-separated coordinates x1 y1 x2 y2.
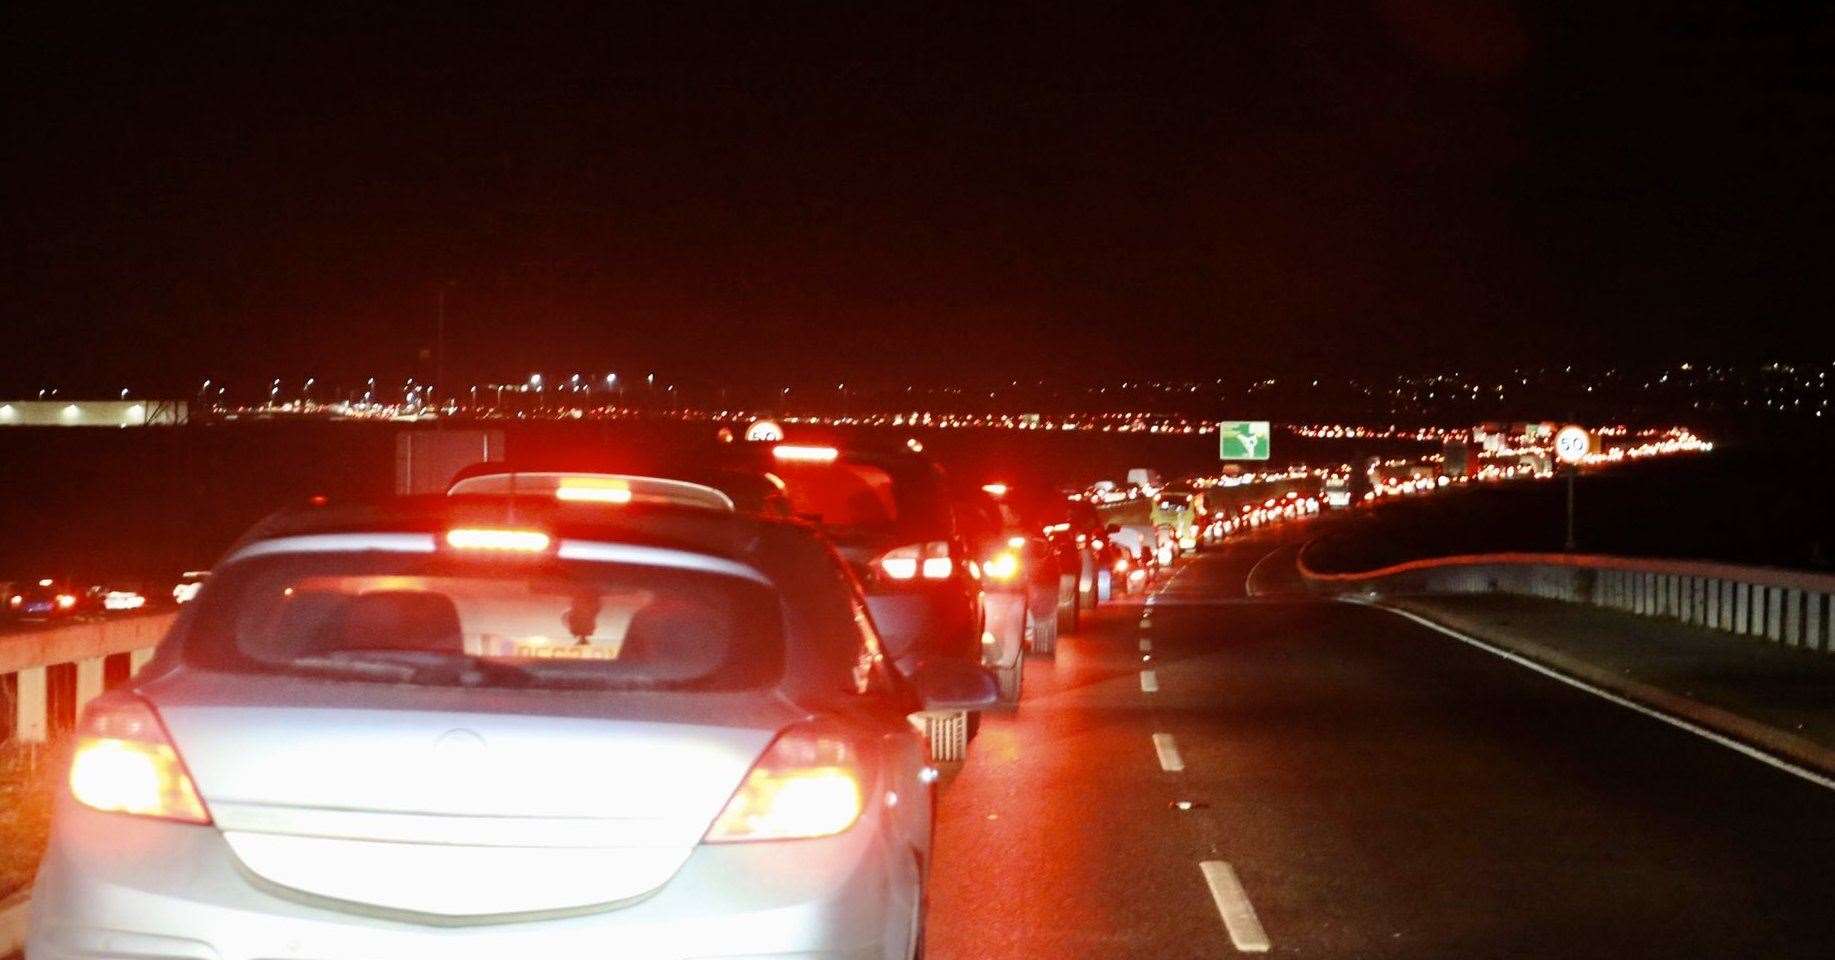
29 799 915 960
866 589 979 663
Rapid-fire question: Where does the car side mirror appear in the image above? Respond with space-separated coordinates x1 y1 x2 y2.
902 658 999 712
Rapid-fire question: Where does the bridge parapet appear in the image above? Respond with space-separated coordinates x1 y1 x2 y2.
1299 550 1835 653
2 612 176 746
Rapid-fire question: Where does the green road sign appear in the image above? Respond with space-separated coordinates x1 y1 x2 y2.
1218 420 1271 460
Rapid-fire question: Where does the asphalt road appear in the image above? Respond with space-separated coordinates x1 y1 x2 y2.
927 532 1835 958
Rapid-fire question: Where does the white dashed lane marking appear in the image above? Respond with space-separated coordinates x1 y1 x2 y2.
1139 670 1159 692
1200 861 1272 953
1152 733 1184 771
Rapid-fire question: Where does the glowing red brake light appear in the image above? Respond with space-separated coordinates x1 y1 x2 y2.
772 444 840 463
68 694 210 824
445 528 552 552
554 478 633 504
877 542 953 581
980 482 1008 497
704 727 866 842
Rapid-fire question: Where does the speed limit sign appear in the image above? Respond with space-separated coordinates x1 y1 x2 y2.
1554 425 1591 465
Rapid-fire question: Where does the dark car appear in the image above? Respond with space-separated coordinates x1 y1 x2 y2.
710 441 985 760
7 577 86 622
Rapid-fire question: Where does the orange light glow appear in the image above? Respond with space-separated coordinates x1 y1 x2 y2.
984 551 1020 581
68 697 209 824
705 731 864 842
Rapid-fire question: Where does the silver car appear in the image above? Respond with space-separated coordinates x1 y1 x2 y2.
30 483 995 959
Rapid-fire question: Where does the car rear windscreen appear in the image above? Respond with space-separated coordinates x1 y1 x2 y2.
772 461 951 535
181 550 783 691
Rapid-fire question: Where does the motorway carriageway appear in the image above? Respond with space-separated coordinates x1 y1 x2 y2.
926 529 1835 958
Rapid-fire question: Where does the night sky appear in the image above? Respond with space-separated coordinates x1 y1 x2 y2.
3 1 1831 395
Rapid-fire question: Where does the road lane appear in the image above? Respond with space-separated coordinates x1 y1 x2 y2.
930 537 1835 958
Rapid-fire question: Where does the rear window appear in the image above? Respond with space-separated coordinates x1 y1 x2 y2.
772 461 950 535
181 549 783 691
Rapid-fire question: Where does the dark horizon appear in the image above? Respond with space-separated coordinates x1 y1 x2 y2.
5 2 1833 395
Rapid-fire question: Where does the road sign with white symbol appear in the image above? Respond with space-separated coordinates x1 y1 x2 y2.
1554 425 1591 465
1218 421 1272 461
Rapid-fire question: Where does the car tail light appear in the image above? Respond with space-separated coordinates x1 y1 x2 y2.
7 595 19 608
445 528 551 552
56 593 77 609
983 550 1021 582
68 694 210 824
705 728 865 842
877 542 953 581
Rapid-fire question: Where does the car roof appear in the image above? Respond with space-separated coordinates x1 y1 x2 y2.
224 493 816 571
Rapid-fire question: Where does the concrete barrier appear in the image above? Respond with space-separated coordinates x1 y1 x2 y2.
3 612 176 745
1298 549 1835 653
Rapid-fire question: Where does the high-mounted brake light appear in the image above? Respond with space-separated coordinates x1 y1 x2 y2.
445 528 551 552
554 478 633 504
980 482 1008 497
68 695 210 824
772 444 839 463
705 728 866 842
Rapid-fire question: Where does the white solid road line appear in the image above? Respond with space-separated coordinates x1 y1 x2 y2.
1360 600 1835 793
1200 861 1272 953
1140 669 1159 692
1152 733 1184 771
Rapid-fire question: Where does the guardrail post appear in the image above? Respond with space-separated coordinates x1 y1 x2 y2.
1809 595 1827 652
75 655 105 717
1705 579 1721 627
13 665 48 744
1720 581 1736 631
1766 588 1784 642
130 647 156 675
1734 583 1750 635
1784 590 1804 647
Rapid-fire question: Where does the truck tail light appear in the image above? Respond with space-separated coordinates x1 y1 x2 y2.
704 727 866 842
68 694 210 825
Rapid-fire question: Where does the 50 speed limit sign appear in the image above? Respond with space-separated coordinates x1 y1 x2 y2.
1554 425 1591 465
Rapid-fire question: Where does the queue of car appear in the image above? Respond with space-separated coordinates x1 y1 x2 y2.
3 577 155 623
28 425 1162 960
